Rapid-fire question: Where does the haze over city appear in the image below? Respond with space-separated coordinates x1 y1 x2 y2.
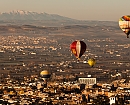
0 0 130 21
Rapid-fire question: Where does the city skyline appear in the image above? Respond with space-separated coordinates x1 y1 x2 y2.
0 0 130 21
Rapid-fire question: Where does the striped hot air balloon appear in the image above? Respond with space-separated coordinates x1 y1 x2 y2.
40 70 51 80
70 40 87 60
119 15 130 38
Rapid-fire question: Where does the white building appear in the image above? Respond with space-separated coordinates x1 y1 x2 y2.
78 78 96 85
109 95 116 105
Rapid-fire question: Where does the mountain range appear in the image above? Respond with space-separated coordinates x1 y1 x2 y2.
0 10 118 27
0 10 76 21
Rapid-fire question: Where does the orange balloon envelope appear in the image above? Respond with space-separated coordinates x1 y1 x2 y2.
119 15 130 38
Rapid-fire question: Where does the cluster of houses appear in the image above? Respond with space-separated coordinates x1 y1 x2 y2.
0 74 129 105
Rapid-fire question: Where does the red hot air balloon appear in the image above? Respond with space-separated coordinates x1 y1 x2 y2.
70 40 87 60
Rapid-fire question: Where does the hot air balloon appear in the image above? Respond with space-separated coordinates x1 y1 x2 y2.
119 15 130 38
88 58 96 67
40 70 51 80
70 40 86 60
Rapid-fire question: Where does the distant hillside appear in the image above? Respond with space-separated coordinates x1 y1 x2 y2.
0 10 76 21
0 10 118 27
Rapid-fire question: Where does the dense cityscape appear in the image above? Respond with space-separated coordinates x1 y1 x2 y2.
0 21 130 105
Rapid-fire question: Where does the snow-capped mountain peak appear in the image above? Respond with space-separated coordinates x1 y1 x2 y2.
0 10 75 21
11 10 28 15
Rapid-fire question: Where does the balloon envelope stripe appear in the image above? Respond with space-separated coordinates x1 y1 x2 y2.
70 41 78 57
79 41 87 58
76 41 81 58
41 75 51 78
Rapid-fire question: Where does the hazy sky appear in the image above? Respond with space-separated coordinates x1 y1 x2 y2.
0 0 129 21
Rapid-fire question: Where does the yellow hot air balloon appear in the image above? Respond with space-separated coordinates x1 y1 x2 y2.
40 70 51 80
88 58 96 67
